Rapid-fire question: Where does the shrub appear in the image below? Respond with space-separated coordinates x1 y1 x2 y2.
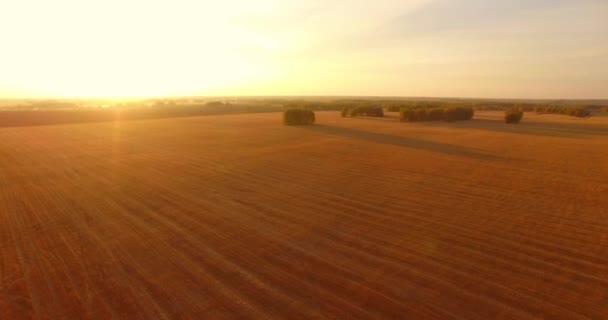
443 108 458 122
341 107 349 117
505 108 523 124
444 106 475 122
464 107 475 120
399 107 425 122
283 109 315 126
399 108 413 122
367 106 384 117
569 107 591 118
428 108 445 121
414 108 428 121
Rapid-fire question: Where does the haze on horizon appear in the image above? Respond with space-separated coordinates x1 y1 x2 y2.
0 0 606 100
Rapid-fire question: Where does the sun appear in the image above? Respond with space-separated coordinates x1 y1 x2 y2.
0 0 281 98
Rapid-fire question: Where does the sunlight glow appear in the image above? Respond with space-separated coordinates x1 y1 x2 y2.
0 0 607 98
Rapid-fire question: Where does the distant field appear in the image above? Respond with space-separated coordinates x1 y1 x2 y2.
1 111 607 319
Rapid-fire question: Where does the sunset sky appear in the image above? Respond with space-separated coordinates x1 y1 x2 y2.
0 0 606 99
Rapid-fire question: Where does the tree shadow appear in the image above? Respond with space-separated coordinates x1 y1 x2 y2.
425 118 608 138
302 124 511 161
350 114 401 121
341 113 608 138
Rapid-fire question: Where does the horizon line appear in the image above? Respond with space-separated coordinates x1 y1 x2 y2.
1 94 607 102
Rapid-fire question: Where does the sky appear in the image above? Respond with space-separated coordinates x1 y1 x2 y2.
0 0 607 99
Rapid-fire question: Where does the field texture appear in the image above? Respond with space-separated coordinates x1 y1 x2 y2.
1 111 608 319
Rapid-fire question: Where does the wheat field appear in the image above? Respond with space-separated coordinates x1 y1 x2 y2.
1 111 607 319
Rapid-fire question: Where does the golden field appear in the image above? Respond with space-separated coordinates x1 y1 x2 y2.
1 111 607 319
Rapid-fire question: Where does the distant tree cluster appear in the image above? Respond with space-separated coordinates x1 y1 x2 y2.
385 105 401 112
333 100 432 114
399 106 474 122
205 101 226 107
382 101 419 112
534 105 591 117
221 99 602 128
504 108 524 124
284 102 337 111
283 109 315 126
473 102 517 111
341 106 384 117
